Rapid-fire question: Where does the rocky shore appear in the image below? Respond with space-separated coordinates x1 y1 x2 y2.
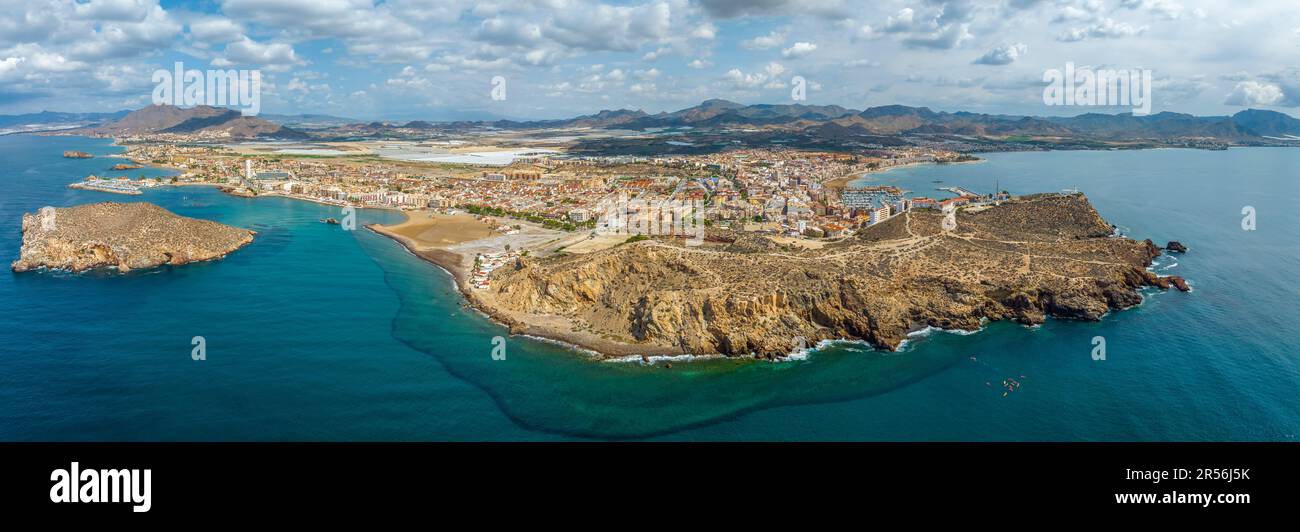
11 202 254 273
366 221 684 357
476 194 1189 358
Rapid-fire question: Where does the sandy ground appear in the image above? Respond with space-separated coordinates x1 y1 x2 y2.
768 236 828 249
380 211 495 249
368 213 681 358
557 234 629 254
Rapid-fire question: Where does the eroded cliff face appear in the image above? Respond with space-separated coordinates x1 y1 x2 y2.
11 202 255 273
486 194 1186 358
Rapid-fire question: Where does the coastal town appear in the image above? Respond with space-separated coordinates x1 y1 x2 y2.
98 137 1006 245
27 102 1186 361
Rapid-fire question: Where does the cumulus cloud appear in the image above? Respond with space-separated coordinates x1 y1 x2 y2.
0 0 1296 120
73 0 153 22
741 31 785 50
223 37 303 70
1058 18 1148 41
691 23 717 40
187 17 244 45
903 23 972 49
875 3 977 50
781 42 817 58
696 0 848 19
723 61 786 89
545 2 672 52
1223 81 1285 106
972 43 1027 65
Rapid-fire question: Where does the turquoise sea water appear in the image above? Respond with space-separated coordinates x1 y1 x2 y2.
1 135 1297 441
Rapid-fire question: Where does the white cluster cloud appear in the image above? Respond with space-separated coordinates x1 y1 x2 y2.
741 31 786 50
0 0 1294 119
1058 17 1148 41
973 43 1027 65
1223 81 1283 106
723 62 788 90
781 42 817 58
223 37 303 71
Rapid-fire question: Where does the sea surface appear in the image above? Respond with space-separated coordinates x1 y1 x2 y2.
1 135 1297 441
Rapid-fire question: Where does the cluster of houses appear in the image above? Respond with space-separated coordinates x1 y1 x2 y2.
470 251 521 290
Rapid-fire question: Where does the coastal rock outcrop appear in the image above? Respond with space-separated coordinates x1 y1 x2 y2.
1165 241 1187 253
484 194 1186 358
11 202 254 273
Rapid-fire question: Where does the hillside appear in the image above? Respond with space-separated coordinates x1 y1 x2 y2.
89 104 307 139
477 194 1188 357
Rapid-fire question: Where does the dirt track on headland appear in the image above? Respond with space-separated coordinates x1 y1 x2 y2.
367 216 682 359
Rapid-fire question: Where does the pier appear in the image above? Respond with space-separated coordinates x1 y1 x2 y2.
937 186 980 197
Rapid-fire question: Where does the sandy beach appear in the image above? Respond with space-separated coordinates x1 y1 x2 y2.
380 211 496 247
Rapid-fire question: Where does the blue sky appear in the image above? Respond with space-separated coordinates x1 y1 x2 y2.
2 0 1298 120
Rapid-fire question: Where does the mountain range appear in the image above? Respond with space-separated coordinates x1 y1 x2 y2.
65 105 307 139
517 100 1300 141
8 101 1300 142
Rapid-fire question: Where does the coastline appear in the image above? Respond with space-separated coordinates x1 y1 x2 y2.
365 214 684 360
59 134 1171 362
829 158 986 189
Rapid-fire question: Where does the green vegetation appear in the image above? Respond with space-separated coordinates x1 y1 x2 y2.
462 204 595 232
623 234 649 244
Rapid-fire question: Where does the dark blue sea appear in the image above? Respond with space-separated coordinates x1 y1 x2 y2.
2 135 1297 440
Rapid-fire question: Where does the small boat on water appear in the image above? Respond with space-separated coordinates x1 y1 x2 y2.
321 218 340 225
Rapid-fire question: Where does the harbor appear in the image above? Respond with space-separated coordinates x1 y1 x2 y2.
67 176 164 196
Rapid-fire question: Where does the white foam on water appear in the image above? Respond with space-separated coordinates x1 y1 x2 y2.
516 334 603 357
898 321 986 351
604 353 725 364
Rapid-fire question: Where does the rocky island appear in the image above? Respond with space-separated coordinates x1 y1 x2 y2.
11 202 254 273
62 151 93 159
470 194 1188 358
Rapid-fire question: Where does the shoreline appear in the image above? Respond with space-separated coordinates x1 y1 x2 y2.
829 158 986 189
365 214 685 360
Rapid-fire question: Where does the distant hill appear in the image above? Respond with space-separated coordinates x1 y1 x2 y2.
89 105 307 139
0 110 130 128
616 99 854 129
39 101 1300 144
564 101 1297 142
261 113 356 128
0 110 131 134
1229 109 1300 137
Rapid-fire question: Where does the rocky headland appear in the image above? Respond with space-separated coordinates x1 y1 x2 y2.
474 193 1189 358
11 202 254 273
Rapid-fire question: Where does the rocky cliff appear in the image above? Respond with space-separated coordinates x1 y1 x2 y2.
11 202 254 273
484 194 1187 357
